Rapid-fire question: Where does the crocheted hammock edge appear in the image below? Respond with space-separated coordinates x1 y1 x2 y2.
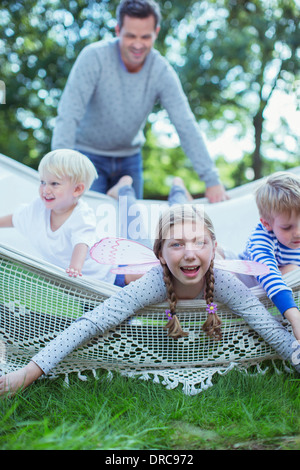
0 245 299 396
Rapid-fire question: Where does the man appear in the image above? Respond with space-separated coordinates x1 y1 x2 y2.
51 0 228 202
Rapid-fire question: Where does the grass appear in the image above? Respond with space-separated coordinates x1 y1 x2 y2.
1 362 300 451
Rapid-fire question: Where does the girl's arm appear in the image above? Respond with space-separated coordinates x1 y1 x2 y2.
66 243 89 277
0 214 13 228
214 269 300 373
35 269 300 377
32 266 167 374
0 362 43 396
0 266 167 395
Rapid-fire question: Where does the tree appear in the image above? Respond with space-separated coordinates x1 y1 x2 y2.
169 0 300 180
1 0 299 195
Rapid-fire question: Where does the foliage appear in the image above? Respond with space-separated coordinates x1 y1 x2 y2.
0 0 119 165
0 0 299 196
143 126 206 197
163 0 300 181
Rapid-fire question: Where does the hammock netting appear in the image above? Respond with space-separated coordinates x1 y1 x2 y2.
0 153 300 394
1 245 299 395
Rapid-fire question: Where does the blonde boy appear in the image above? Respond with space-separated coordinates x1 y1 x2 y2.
241 171 300 339
0 149 114 282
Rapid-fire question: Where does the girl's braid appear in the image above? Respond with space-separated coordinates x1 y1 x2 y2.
204 260 215 305
162 264 177 314
162 264 188 339
202 260 222 340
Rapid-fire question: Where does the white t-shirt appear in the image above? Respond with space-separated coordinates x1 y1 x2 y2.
12 197 115 283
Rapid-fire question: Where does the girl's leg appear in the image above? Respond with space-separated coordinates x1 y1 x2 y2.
168 177 193 206
107 176 150 247
115 152 143 199
80 151 111 194
107 176 151 286
108 175 192 242
80 151 143 197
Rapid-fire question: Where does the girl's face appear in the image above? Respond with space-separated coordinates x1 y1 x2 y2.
39 170 83 214
159 220 217 298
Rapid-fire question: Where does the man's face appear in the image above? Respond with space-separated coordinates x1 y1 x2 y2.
116 15 160 72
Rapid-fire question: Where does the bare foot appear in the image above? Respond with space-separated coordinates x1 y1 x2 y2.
172 177 193 201
107 175 133 200
0 362 43 397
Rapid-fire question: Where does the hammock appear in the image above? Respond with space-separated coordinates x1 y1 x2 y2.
0 153 300 394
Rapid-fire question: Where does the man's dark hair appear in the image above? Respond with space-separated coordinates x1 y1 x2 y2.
116 0 161 29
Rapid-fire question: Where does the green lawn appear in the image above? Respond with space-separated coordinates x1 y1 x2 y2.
1 362 299 451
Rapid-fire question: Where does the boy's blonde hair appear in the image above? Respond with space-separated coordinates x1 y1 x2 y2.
255 171 300 222
38 149 98 192
153 204 222 341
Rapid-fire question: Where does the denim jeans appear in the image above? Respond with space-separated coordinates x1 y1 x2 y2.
118 183 188 243
79 150 143 199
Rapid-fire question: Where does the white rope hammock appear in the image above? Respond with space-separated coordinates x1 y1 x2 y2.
0 153 300 394
0 244 299 395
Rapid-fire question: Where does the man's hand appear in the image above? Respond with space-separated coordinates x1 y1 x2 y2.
205 184 229 203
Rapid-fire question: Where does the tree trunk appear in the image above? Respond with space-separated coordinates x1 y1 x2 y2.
252 110 264 180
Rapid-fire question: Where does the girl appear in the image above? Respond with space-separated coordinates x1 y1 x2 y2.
1 204 300 395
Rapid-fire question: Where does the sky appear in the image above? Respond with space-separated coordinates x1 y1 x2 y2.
151 87 300 167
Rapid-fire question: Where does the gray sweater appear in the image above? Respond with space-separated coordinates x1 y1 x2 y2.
51 38 220 188
32 266 300 375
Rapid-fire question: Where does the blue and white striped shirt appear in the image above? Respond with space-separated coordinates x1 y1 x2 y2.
241 223 300 315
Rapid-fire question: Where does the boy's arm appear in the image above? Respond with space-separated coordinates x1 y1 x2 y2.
248 230 300 338
66 243 89 277
271 289 300 339
284 307 300 341
246 227 295 313
0 214 13 227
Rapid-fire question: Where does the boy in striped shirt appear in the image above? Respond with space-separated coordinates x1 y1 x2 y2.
241 172 300 340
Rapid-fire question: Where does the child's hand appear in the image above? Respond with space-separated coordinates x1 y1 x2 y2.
284 307 300 341
68 244 88 278
66 267 83 278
